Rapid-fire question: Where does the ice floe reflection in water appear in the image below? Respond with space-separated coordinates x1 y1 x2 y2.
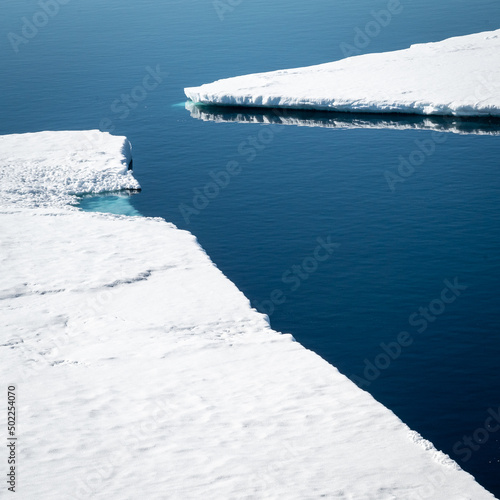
185 101 500 135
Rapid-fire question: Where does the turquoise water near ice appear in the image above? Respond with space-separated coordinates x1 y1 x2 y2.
2 0 500 495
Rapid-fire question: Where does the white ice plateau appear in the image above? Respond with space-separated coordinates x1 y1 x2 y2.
185 30 500 117
0 130 496 499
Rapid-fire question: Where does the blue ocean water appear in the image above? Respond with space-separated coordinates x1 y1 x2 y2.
2 0 500 495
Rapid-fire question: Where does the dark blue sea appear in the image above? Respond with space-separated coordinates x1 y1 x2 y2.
2 0 500 495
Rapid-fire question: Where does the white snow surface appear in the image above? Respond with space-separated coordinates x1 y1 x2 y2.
0 130 139 209
185 30 500 117
0 131 496 499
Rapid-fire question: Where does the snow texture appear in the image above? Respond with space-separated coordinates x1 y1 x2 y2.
0 131 496 499
185 30 500 117
0 130 139 209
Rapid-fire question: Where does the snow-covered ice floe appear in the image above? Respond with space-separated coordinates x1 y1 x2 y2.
0 131 495 499
185 30 500 117
0 130 139 209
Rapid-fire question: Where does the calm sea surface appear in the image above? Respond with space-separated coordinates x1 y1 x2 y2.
2 0 500 495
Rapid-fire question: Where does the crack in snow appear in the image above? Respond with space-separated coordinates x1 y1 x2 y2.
0 265 178 301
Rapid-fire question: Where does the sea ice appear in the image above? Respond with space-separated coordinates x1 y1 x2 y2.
0 130 139 209
185 30 500 117
0 130 495 499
